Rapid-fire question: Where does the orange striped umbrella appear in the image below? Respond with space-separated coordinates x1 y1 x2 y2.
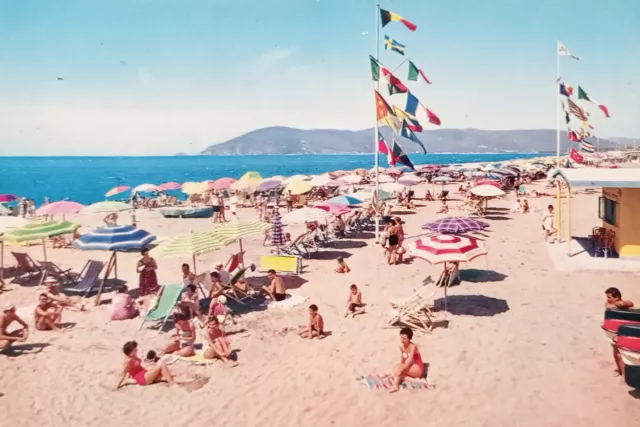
105 186 130 197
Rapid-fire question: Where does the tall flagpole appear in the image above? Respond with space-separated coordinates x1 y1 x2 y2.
374 3 381 241
556 40 561 168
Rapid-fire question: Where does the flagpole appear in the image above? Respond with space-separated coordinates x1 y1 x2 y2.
556 40 561 168
374 3 381 242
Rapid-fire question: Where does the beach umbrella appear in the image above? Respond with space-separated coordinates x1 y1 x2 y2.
284 174 311 183
231 171 262 190
385 167 403 175
380 182 405 193
398 177 421 186
268 175 286 181
314 203 351 215
352 189 392 202
157 181 182 191
475 180 501 188
482 174 502 180
210 177 237 190
182 181 209 195
0 217 27 234
212 219 272 241
105 186 130 197
369 167 386 173
432 176 454 184
152 230 234 273
36 201 84 217
470 186 505 198
417 165 442 172
407 234 488 265
2 220 81 261
257 179 283 192
342 175 363 184
422 217 489 234
0 194 19 203
325 195 362 206
324 179 349 187
240 171 262 182
282 207 332 224
270 209 286 250
284 180 313 195
376 174 395 183
83 201 133 213
310 173 334 187
132 183 157 193
73 225 156 251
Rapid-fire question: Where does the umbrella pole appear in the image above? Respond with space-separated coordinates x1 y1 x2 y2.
0 241 4 281
239 239 245 268
42 238 47 261
193 254 197 275
114 252 118 280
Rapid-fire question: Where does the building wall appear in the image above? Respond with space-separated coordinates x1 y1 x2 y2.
602 187 640 257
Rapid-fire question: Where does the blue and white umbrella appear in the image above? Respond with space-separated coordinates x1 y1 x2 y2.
73 225 156 251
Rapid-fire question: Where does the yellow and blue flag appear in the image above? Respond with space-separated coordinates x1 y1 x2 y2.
384 35 405 56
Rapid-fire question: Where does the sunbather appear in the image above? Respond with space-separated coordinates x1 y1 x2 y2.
0 304 29 353
390 328 425 393
163 313 196 357
335 257 350 274
115 341 177 389
436 200 449 214
34 294 67 331
299 304 324 339
262 269 287 302
110 285 139 321
344 284 365 318
181 263 196 287
43 277 85 312
203 315 238 366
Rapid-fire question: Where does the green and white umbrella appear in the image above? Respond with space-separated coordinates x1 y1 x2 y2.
83 201 134 213
2 220 80 261
212 220 271 241
152 230 234 273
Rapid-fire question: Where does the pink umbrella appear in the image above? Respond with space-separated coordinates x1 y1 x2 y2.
0 194 19 203
210 177 237 190
475 180 501 188
157 182 182 191
36 201 84 216
314 203 352 215
105 186 130 197
385 167 403 175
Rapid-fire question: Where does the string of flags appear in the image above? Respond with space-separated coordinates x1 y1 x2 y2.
371 7 442 168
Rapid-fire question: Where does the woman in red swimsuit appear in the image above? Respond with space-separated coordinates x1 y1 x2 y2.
390 328 425 393
115 341 176 389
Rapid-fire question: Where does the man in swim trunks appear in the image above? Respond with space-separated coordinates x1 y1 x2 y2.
262 269 287 302
0 304 29 353
299 304 324 339
33 293 65 331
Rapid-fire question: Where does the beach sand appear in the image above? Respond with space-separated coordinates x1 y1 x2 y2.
1 181 639 427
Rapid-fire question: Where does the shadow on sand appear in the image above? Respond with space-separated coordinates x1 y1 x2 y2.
3 342 51 357
460 269 508 283
434 294 509 316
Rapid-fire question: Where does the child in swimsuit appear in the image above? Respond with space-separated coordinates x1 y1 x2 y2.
390 328 425 393
335 257 350 274
299 304 324 339
344 284 365 318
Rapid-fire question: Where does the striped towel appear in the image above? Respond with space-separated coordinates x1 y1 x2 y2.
356 373 436 391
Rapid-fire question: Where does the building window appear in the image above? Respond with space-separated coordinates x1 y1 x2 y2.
599 197 617 226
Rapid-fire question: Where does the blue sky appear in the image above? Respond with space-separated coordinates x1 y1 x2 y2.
0 0 638 155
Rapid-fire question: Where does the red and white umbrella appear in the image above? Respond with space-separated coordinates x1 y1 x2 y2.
407 234 488 264
313 203 351 215
157 181 182 191
36 201 84 216
475 180 501 189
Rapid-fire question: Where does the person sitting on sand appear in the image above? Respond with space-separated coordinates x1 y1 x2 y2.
0 304 29 353
262 269 287 302
179 284 200 319
522 199 530 214
203 315 238 366
181 263 196 287
344 284 365 318
34 294 66 331
511 198 522 213
605 287 635 377
42 277 85 312
390 327 425 393
110 285 140 321
436 199 449 214
103 213 118 226
209 271 224 299
115 341 178 389
424 190 434 201
299 304 324 339
208 295 231 324
335 257 350 274
163 313 196 357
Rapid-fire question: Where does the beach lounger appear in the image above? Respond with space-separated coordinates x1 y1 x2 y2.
389 277 436 309
10 252 42 283
259 255 301 274
68 260 104 296
387 281 436 334
223 267 253 303
38 260 74 286
280 233 309 258
139 284 183 332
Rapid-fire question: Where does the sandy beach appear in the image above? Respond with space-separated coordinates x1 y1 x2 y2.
1 179 639 427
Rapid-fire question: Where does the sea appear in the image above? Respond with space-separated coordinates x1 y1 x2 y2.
1 153 547 205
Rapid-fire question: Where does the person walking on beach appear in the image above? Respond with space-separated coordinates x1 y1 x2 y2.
137 248 159 296
541 205 557 243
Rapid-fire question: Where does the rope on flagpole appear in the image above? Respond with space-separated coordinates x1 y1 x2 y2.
390 57 409 74
556 40 561 168
374 3 381 242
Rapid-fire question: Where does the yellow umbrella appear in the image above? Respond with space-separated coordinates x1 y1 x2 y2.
231 171 262 190
284 180 313 195
152 230 234 273
182 181 209 195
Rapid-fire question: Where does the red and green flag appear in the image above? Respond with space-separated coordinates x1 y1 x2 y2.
380 8 417 31
577 86 610 118
369 55 389 82
408 60 431 84
378 132 414 169
385 71 409 95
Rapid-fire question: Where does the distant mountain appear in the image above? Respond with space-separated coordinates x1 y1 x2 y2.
200 126 617 155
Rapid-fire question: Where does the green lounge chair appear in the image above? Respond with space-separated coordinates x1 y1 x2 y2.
139 284 183 332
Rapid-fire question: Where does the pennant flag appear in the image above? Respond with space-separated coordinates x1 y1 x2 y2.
400 121 427 153
385 72 409 95
561 101 570 125
375 91 402 133
426 108 441 126
567 98 589 122
581 141 596 153
559 83 570 97
583 121 595 130
558 41 581 60
405 92 419 116
378 132 415 169
577 86 610 118
380 8 417 31
568 130 580 142
408 61 431 84
569 148 584 164
369 55 381 81
384 35 405 56
393 107 423 132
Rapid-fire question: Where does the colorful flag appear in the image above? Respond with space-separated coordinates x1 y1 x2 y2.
385 72 409 95
369 55 381 81
405 92 419 115
581 141 596 153
559 83 570 97
384 35 405 56
393 107 423 132
567 98 589 121
561 101 570 125
375 91 402 132
378 132 414 169
568 130 580 142
400 121 427 153
577 86 610 118
558 41 581 60
426 108 441 126
408 60 431 84
380 8 417 31
569 148 584 164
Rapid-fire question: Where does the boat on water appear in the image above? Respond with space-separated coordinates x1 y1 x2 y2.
158 206 213 218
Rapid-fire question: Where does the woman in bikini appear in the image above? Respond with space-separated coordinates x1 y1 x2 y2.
386 219 399 265
163 313 196 357
203 316 238 366
115 341 177 389
390 327 425 393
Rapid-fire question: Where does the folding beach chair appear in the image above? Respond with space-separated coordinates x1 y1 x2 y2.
225 252 244 273
280 233 309 258
389 277 436 309
68 260 104 296
10 252 42 283
38 260 74 286
387 279 436 333
259 255 301 275
139 284 183 332
223 267 253 303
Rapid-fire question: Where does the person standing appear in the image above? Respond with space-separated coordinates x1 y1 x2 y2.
541 205 557 243
137 248 159 296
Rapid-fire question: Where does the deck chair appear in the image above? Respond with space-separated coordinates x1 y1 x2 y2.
38 260 74 286
280 233 309 258
387 280 436 334
389 277 436 309
10 252 43 283
225 252 244 273
223 267 253 303
68 260 104 296
139 284 183 332
259 255 301 274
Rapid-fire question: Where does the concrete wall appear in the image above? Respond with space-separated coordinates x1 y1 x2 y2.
602 187 640 257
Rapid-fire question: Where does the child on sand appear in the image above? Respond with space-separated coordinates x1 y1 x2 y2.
390 328 425 393
335 257 350 274
203 315 238 366
344 284 365 318
299 304 324 339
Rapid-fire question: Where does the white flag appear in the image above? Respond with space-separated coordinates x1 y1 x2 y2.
558 41 581 60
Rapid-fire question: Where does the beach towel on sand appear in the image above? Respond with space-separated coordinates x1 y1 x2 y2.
356 373 436 391
164 351 214 366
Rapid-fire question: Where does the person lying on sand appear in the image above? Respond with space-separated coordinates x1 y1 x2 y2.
299 304 324 339
262 269 287 302
0 304 29 353
34 294 67 331
390 328 425 393
344 284 365 318
605 287 635 377
115 341 178 389
163 313 196 357
203 316 238 366
43 277 85 312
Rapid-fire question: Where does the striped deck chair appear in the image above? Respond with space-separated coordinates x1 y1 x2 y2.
139 284 183 332
280 233 309 258
10 252 42 283
387 279 436 334
69 260 104 296
38 260 74 286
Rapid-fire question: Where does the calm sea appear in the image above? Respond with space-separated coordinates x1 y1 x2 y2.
1 154 545 205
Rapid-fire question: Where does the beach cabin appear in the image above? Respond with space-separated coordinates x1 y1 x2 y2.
553 168 640 259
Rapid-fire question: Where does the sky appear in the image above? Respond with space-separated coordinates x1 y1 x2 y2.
0 0 638 156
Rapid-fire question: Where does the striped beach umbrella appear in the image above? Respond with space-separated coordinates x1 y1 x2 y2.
270 209 286 248
83 201 134 213
0 194 19 203
73 225 156 251
212 220 271 241
36 201 84 217
152 230 234 273
422 217 489 234
132 183 157 193
325 195 362 206
282 207 332 224
314 203 351 215
105 186 130 197
407 234 488 265
209 177 236 190
2 220 81 260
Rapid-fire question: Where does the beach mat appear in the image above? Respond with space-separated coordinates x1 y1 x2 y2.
356 372 436 391
164 351 214 366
